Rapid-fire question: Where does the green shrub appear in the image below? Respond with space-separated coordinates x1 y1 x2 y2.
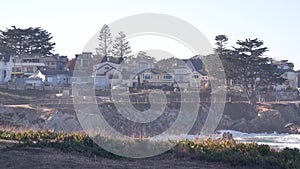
0 130 299 169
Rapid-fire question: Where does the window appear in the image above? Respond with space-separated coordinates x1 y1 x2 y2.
105 66 110 70
108 74 119 79
192 75 199 78
144 74 152 79
27 67 34 73
163 74 173 80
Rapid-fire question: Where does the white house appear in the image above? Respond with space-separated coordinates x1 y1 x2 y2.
92 61 122 89
0 54 12 83
273 60 298 90
11 55 46 78
282 70 298 89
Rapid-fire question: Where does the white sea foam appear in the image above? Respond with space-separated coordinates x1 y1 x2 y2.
152 130 300 150
218 130 300 150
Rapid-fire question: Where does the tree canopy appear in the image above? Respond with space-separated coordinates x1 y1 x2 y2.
0 26 55 56
112 31 132 59
215 35 228 56
215 36 285 105
96 24 113 58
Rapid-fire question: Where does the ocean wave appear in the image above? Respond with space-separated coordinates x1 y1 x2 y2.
151 130 300 150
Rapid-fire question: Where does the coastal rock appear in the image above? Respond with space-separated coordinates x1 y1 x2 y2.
223 103 256 120
1 101 300 135
216 132 235 142
41 111 82 132
231 118 248 131
0 106 82 132
285 123 300 134
246 109 286 133
272 104 300 123
258 109 284 123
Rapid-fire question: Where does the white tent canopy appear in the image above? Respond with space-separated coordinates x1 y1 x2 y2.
29 70 46 81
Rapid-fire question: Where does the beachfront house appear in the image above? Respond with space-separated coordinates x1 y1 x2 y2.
44 55 68 70
0 54 12 83
11 55 46 79
38 70 72 86
183 58 209 89
92 61 122 89
137 68 174 87
273 60 298 90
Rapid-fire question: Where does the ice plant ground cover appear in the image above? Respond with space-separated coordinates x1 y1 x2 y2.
0 130 299 169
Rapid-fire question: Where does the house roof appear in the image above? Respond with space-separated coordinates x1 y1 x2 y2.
189 58 204 71
93 62 121 76
95 62 119 70
196 70 208 76
137 68 169 75
15 54 46 58
280 68 296 73
94 68 121 76
66 59 76 70
273 60 288 64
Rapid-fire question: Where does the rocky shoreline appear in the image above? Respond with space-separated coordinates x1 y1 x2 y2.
0 102 300 135
217 102 300 134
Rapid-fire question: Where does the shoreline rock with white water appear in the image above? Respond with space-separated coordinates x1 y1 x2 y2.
0 102 300 135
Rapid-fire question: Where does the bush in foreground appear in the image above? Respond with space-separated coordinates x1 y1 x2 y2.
0 130 299 169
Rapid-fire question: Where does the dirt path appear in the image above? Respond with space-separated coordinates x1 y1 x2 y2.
0 140 267 169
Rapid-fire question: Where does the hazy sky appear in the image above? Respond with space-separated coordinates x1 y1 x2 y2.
1 0 300 69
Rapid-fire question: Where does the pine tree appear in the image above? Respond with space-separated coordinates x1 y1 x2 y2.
96 24 113 59
112 31 132 59
231 38 285 105
0 26 55 56
214 35 236 85
215 35 228 56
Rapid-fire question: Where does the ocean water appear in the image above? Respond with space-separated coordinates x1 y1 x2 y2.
218 130 300 150
152 130 300 150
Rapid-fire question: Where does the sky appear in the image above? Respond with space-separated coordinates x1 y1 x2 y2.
1 0 300 69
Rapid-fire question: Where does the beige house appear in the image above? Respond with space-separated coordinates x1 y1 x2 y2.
189 71 209 89
137 68 174 87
